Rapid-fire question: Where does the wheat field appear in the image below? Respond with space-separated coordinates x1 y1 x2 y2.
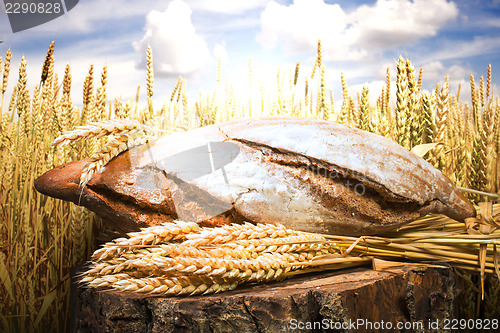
0 41 499 332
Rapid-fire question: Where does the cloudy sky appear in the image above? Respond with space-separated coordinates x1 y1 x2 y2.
0 0 499 108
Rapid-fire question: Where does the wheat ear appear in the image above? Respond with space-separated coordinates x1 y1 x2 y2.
51 119 143 146
92 221 201 261
82 222 340 296
395 56 409 149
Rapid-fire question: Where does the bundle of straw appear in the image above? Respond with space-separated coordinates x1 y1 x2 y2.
322 202 499 298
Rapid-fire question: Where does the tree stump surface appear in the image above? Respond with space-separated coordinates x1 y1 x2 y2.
71 264 459 333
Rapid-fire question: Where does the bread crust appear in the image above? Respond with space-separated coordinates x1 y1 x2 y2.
35 117 476 235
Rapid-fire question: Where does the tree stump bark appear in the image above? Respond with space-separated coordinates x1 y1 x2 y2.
71 264 460 333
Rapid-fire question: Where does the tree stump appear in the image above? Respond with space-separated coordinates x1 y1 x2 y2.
71 264 459 332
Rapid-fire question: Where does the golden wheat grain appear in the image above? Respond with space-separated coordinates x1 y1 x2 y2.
445 98 458 174
458 106 473 189
182 84 188 123
471 74 480 131
371 94 382 134
16 57 29 156
40 41 54 85
395 56 409 149
432 76 449 170
493 104 500 192
316 39 322 68
92 221 201 261
310 40 322 80
406 58 420 148
81 64 94 127
85 274 237 296
486 64 492 102
82 227 331 296
134 84 140 116
379 112 391 140
220 236 335 256
145 46 154 122
170 77 181 103
82 65 94 110
40 62 55 135
480 75 485 108
456 135 468 187
470 134 483 203
317 64 327 119
176 79 184 106
384 67 391 116
89 252 298 282
2 48 11 95
61 64 73 120
339 73 349 125
79 134 133 186
113 98 124 119
416 67 423 92
95 66 108 121
358 85 370 130
183 223 297 247
346 96 356 127
293 61 300 86
478 101 495 193
51 118 143 146
146 46 153 99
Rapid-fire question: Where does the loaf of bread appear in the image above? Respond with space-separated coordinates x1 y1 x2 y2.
35 117 476 235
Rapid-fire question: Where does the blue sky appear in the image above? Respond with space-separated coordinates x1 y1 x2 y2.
0 0 499 109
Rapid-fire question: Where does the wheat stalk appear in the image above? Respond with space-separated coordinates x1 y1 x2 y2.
81 207 500 298
479 75 485 108
51 119 143 146
51 118 165 187
92 221 201 261
432 76 449 170
40 41 54 86
358 85 370 130
395 56 409 149
407 58 421 148
81 221 341 296
1 48 11 95
338 72 349 125
78 133 145 186
478 101 495 193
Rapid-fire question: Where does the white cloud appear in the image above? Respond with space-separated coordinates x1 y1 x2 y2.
133 0 211 79
421 61 472 83
258 0 352 56
428 36 500 61
349 0 458 49
258 0 459 61
185 0 268 14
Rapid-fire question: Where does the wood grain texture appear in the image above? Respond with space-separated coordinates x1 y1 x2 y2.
71 264 459 333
